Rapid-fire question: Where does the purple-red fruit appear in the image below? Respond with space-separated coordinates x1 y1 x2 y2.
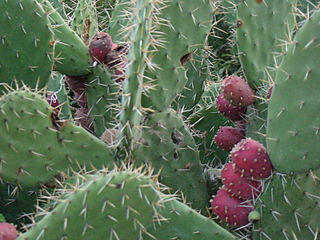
0 223 17 240
216 94 246 121
222 76 255 107
231 138 273 179
89 32 113 62
104 44 128 68
211 188 254 226
214 126 245 151
221 162 261 200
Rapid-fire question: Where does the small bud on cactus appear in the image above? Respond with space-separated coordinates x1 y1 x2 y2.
0 223 17 240
89 32 113 62
221 162 261 200
211 188 254 226
222 76 255 107
231 138 273 179
216 94 246 121
214 126 245 151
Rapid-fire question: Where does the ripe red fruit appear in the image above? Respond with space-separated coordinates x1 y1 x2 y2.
89 32 113 62
211 188 254 226
221 162 261 200
216 94 246 121
214 126 244 151
222 76 255 107
0 223 18 240
231 138 273 179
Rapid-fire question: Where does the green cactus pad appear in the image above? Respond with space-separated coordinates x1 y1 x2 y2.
47 72 72 120
38 0 92 76
0 0 54 90
71 0 99 44
108 0 131 42
48 0 67 19
0 89 114 187
145 198 238 240
86 65 120 137
267 10 320 173
19 169 163 240
253 170 320 240
110 0 213 110
133 109 208 211
141 0 214 110
236 0 297 89
172 50 207 117
120 0 155 152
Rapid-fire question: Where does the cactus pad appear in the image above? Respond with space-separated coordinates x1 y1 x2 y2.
19 169 163 240
133 109 208 211
267 10 320 173
0 0 54 89
236 0 297 88
0 89 114 187
253 170 320 240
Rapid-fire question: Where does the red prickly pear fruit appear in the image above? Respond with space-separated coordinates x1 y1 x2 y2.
89 32 113 62
46 92 59 108
222 76 256 107
214 126 245 151
0 223 18 240
231 138 273 179
221 162 262 200
104 44 128 68
211 188 254 227
216 94 246 121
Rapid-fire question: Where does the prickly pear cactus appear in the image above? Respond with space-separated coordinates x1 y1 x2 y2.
141 0 214 110
19 169 163 240
145 198 238 240
267 9 320 174
71 0 99 44
86 65 120 137
133 109 208 211
0 89 114 187
47 72 72 120
253 170 320 240
236 0 297 89
0 0 54 89
38 0 92 76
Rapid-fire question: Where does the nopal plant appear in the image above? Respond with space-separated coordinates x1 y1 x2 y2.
0 0 320 239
